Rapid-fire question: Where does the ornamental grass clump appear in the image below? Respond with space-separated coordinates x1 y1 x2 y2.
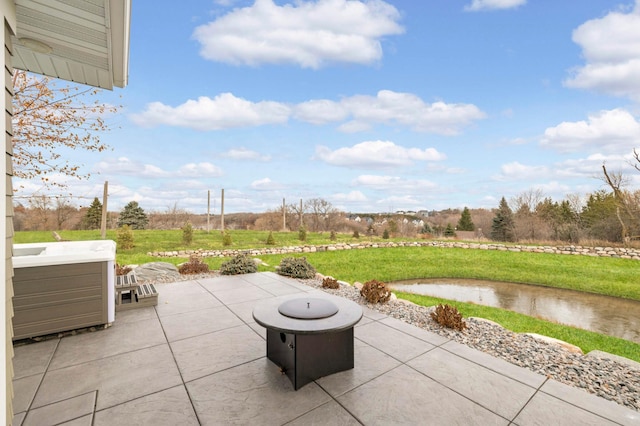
220 253 257 275
277 257 316 279
360 279 391 304
179 255 210 275
430 304 467 331
322 276 339 289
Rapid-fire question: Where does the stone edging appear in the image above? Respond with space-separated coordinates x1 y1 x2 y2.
148 241 640 260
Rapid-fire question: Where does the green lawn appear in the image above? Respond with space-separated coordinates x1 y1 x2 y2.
13 229 640 361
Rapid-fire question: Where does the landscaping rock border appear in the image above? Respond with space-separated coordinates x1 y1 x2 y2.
148 241 640 260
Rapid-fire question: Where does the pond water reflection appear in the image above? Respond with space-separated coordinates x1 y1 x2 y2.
390 279 640 343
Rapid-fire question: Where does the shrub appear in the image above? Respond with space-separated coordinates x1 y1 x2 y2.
182 221 193 245
322 276 339 289
220 253 257 275
329 230 337 241
430 304 467 331
115 263 132 275
266 231 276 245
382 229 390 239
179 255 210 275
277 257 316 279
352 230 360 239
298 226 307 242
222 231 232 246
360 279 391 304
117 225 134 249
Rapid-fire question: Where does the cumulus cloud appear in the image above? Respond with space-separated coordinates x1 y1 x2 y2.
540 109 640 153
130 93 290 130
314 140 446 168
93 157 223 178
296 90 486 134
464 0 526 12
564 1 640 101
221 147 271 161
132 90 484 134
352 174 437 190
192 0 404 68
250 177 285 190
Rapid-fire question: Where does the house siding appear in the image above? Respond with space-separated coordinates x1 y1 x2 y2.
2 6 16 424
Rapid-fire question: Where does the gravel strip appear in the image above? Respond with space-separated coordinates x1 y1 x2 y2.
151 272 640 412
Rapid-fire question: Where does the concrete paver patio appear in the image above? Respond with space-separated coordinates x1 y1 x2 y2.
11 272 640 425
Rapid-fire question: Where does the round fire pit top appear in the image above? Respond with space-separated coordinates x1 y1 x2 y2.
253 294 362 335
278 298 339 319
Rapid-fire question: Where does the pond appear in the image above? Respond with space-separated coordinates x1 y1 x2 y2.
389 279 640 344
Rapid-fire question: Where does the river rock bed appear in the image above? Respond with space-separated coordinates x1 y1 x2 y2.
301 276 640 412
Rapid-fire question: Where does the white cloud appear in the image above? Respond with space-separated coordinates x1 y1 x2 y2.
192 0 404 68
129 93 290 130
177 163 224 178
221 147 271 161
564 1 640 101
494 162 550 181
314 140 446 168
93 157 223 178
311 90 486 134
540 109 640 153
352 174 438 190
131 90 484 134
331 191 367 202
250 177 285 191
557 153 634 178
293 99 349 124
93 157 167 178
464 0 526 12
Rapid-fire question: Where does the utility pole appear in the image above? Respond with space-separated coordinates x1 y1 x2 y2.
207 190 210 233
100 181 108 239
282 198 286 231
220 188 225 231
299 198 303 228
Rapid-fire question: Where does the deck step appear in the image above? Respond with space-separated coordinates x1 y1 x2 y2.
115 275 158 311
116 274 138 290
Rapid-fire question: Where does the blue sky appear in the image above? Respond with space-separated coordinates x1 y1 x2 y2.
17 0 640 214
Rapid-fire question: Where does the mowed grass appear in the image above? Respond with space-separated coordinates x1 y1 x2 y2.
254 247 640 301
13 230 640 361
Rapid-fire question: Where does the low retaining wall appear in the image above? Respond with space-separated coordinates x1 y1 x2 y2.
148 241 640 261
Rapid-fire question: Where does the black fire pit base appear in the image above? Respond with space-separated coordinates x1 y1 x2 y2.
253 295 363 391
266 327 354 390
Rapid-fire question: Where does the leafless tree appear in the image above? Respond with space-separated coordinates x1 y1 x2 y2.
602 163 640 245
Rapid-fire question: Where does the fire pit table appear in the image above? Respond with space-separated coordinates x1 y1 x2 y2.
253 294 363 390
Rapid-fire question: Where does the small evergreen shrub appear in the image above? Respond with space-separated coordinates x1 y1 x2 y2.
222 231 232 246
329 230 337 241
322 276 339 289
277 257 316 279
360 279 391 304
430 304 467 331
182 221 193 245
117 225 134 249
266 231 276 245
298 226 307 242
220 254 257 275
352 230 360 238
179 255 210 274
382 229 390 239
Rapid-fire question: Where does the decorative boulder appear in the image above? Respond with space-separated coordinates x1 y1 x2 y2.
132 262 181 282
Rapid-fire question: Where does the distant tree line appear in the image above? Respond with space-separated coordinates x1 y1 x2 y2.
12 173 640 246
